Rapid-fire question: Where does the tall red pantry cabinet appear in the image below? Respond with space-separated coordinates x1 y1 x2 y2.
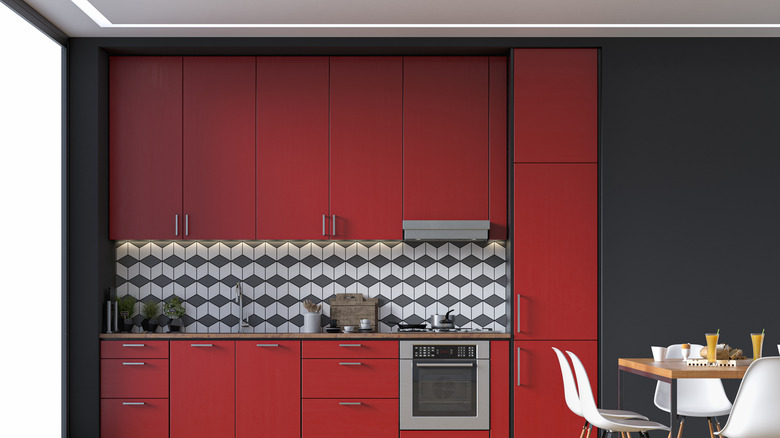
512 48 599 437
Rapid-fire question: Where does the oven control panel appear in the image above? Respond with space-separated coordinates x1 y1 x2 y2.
413 344 476 359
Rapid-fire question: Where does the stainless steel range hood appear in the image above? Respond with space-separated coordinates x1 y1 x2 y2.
402 220 490 240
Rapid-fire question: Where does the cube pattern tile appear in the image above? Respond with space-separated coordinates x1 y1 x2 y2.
115 241 507 333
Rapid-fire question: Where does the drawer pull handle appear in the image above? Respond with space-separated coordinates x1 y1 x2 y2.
339 344 362 347
256 344 279 347
190 344 213 347
122 402 145 406
122 362 145 366
416 363 474 368
339 362 362 366
339 402 362 406
122 344 145 347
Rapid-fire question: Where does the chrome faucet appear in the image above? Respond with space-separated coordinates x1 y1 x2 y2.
233 282 250 333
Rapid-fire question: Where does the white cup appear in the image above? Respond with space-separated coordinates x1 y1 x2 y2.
651 346 667 362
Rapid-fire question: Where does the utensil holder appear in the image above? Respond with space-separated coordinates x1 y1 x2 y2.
303 312 321 333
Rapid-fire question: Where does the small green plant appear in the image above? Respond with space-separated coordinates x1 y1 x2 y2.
117 295 137 317
141 300 160 320
163 296 186 320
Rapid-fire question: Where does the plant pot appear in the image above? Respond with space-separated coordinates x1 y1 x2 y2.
141 318 150 332
122 318 134 333
169 318 183 332
148 319 158 333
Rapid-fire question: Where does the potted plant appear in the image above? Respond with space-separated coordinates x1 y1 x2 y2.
140 300 160 333
117 295 137 332
163 296 185 332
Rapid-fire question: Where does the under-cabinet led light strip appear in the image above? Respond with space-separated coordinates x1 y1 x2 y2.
71 0 780 29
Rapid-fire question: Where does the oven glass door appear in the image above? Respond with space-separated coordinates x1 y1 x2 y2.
412 359 477 417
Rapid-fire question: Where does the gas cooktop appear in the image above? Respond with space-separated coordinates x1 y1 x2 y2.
396 323 495 333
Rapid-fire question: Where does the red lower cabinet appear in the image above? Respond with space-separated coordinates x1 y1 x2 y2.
402 432 489 438
514 340 597 438
101 359 169 398
170 341 235 438
491 341 510 437
302 399 399 437
302 358 398 398
236 341 301 438
101 399 168 438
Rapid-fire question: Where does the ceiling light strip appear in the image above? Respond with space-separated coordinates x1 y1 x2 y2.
70 0 780 29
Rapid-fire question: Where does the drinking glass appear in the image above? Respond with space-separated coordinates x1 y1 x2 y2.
706 333 719 364
751 333 764 360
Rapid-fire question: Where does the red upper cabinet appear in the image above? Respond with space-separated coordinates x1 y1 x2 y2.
109 57 183 240
330 57 403 240
513 49 598 163
514 163 597 340
404 57 490 221
183 57 256 239
489 56 508 240
236 341 301 438
170 341 235 438
514 340 597 438
257 56 330 240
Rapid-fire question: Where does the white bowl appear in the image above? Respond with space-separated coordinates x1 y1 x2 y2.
343 326 356 332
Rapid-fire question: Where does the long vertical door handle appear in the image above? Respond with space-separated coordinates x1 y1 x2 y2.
516 294 521 332
332 215 336 237
517 347 521 386
175 214 178 236
185 214 189 236
322 214 327 236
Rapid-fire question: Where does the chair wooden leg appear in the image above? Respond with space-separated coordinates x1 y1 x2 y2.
677 416 685 438
716 417 722 433
707 418 715 438
580 423 586 438
586 425 593 438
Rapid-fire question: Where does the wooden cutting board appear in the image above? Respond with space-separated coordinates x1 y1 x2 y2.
328 293 378 331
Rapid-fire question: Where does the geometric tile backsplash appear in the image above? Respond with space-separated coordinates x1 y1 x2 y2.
115 240 507 333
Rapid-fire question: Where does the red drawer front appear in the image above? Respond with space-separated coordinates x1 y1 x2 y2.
101 340 169 359
302 340 398 359
302 399 398 438
302 359 398 398
101 359 168 398
402 432 489 438
101 399 168 438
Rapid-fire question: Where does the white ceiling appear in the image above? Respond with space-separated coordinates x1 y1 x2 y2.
22 0 780 38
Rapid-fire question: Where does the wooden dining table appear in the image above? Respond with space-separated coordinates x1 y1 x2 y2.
617 358 749 437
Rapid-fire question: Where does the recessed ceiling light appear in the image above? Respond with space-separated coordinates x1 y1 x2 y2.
71 0 780 29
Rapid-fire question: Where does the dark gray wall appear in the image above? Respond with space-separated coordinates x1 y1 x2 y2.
67 37 780 437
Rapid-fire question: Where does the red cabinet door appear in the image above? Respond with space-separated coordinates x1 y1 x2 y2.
109 56 182 240
514 163 597 340
236 341 300 438
302 359 399 398
330 56 403 240
302 399 399 438
257 56 330 240
302 340 399 359
491 341 510 437
513 49 598 163
170 341 234 438
183 56 256 239
403 57 490 221
101 359 169 398
514 340 597 438
101 399 168 438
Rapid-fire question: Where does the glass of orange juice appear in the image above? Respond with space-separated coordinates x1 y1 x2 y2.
706 333 719 364
751 333 764 360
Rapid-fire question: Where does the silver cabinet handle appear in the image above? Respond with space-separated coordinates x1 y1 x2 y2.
516 295 521 332
175 214 178 236
339 362 362 366
517 347 522 386
122 362 145 366
416 363 474 368
256 344 279 347
122 402 145 406
332 214 336 236
339 344 362 347
339 402 362 406
122 344 145 347
190 343 213 347
185 214 189 236
322 214 327 236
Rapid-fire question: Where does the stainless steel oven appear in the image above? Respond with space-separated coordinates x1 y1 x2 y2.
400 340 490 430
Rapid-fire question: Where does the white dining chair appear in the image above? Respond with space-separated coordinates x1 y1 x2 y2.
714 357 780 438
654 344 732 438
567 350 670 438
552 347 649 438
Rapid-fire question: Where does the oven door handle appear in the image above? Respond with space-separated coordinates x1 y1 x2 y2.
415 363 475 368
